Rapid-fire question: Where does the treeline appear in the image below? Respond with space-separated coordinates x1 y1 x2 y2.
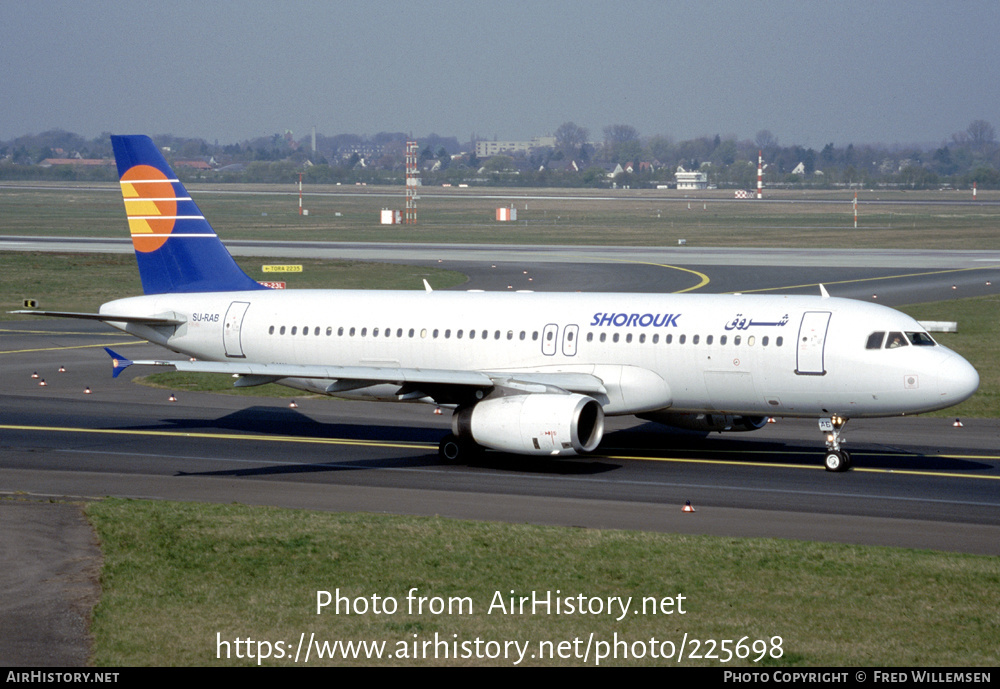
2 121 998 189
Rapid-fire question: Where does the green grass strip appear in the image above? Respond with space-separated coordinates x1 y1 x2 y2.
86 499 1000 666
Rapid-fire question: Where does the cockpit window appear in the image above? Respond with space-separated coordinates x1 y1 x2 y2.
866 332 885 350
906 331 936 346
885 332 908 349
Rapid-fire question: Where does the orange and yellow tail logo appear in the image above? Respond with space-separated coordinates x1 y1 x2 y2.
119 164 177 253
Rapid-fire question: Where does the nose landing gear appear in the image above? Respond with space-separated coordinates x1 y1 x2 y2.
819 416 851 472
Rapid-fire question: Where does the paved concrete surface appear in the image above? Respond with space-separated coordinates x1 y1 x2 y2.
0 499 101 666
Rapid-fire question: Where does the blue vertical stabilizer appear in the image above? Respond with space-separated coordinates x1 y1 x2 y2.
110 135 266 294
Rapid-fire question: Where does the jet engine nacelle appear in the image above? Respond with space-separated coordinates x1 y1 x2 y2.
454 393 604 456
641 411 768 433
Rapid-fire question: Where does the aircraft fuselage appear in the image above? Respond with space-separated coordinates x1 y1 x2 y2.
101 289 978 420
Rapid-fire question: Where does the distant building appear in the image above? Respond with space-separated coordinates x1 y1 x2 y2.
791 162 823 176
38 158 111 168
174 160 212 170
475 136 556 158
675 168 708 190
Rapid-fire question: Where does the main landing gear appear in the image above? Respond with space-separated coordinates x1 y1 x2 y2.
819 415 851 472
438 433 481 463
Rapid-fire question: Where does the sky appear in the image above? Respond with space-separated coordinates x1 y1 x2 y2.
3 0 998 148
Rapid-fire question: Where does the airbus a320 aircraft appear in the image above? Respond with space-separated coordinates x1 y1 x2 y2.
17 135 980 471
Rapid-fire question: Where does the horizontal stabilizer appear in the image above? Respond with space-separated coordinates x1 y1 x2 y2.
9 310 184 326
104 348 134 378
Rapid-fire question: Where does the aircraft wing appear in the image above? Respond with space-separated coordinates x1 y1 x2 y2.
103 349 607 396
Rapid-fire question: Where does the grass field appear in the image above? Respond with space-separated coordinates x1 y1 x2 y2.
3 183 1000 249
84 498 1000 667
1 251 467 316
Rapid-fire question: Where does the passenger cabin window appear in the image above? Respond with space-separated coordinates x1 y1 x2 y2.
866 332 885 350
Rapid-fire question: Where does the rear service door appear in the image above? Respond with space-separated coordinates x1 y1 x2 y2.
223 301 250 358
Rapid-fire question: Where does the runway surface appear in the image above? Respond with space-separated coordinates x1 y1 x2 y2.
3 243 1000 557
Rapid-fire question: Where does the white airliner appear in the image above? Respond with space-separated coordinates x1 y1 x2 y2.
16 135 980 471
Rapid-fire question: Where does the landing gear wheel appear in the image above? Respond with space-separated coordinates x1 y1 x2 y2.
438 434 479 463
824 450 850 472
439 434 463 462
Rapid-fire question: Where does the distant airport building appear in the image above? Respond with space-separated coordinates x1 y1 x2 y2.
476 136 556 158
675 168 708 190
38 158 112 168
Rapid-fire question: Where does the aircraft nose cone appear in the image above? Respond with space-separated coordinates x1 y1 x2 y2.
938 354 979 406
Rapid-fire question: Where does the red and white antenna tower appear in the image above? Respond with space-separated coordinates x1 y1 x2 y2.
405 140 419 224
757 150 764 199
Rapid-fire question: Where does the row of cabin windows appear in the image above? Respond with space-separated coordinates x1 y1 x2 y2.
585 332 783 347
265 324 783 348
267 325 537 340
